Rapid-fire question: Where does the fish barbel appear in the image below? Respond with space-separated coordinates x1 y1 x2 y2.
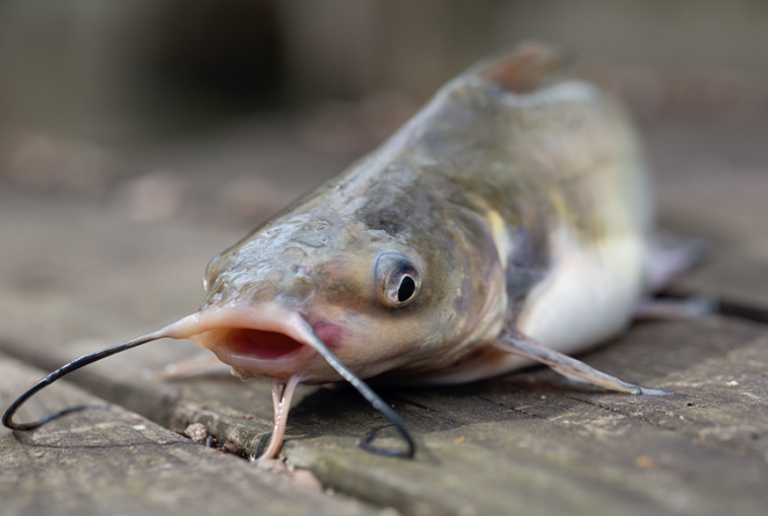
3 41 662 458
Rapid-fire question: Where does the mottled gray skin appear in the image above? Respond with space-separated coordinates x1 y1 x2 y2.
196 44 651 385
0 44 658 462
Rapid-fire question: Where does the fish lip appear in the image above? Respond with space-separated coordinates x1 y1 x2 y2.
165 303 321 379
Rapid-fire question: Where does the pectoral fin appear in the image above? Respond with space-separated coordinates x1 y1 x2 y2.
633 295 716 321
494 329 668 395
647 231 708 292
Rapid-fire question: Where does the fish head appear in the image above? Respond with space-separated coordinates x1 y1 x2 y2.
160 42 577 383
165 187 508 384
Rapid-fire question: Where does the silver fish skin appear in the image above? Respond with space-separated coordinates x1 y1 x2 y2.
0 42 657 460
167 41 653 388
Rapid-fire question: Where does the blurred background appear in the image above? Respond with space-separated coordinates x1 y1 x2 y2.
1 4 768 510
1 0 767 233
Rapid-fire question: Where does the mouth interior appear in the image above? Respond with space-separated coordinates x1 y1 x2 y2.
225 329 304 360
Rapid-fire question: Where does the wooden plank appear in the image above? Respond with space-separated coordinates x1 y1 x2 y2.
281 319 768 516
2 119 768 515
3 300 767 514
0 352 380 516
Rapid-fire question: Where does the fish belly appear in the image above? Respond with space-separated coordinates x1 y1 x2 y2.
516 226 647 354
412 223 648 385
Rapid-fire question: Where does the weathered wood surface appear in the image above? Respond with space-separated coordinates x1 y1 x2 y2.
1 120 768 516
0 354 380 516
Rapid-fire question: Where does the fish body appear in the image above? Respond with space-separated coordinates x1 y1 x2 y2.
3 42 658 457
175 42 652 387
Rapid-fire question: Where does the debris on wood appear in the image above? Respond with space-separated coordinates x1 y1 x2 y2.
184 422 209 444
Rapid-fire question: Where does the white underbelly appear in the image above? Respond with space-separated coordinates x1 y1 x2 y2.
517 226 647 354
415 225 648 385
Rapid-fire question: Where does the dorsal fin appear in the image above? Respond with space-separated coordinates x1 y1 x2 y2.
472 41 574 93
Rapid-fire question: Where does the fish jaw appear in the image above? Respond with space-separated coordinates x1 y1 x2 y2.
162 304 338 382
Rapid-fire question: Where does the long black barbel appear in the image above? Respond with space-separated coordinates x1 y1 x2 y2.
298 322 416 458
2 328 169 430
4 319 416 458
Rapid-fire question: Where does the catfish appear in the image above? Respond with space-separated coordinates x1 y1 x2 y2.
4 42 676 459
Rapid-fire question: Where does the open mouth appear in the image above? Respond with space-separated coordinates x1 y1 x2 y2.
163 305 325 379
191 325 314 378
153 303 415 459
213 329 304 360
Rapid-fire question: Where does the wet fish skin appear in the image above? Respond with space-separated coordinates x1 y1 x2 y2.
0 42 658 460
193 41 652 385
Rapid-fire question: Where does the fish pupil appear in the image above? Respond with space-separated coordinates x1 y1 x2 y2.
397 276 416 302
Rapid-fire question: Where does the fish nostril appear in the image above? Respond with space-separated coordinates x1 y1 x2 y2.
279 269 316 305
200 274 228 309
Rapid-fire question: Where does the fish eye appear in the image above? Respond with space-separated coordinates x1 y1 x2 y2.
375 252 422 308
